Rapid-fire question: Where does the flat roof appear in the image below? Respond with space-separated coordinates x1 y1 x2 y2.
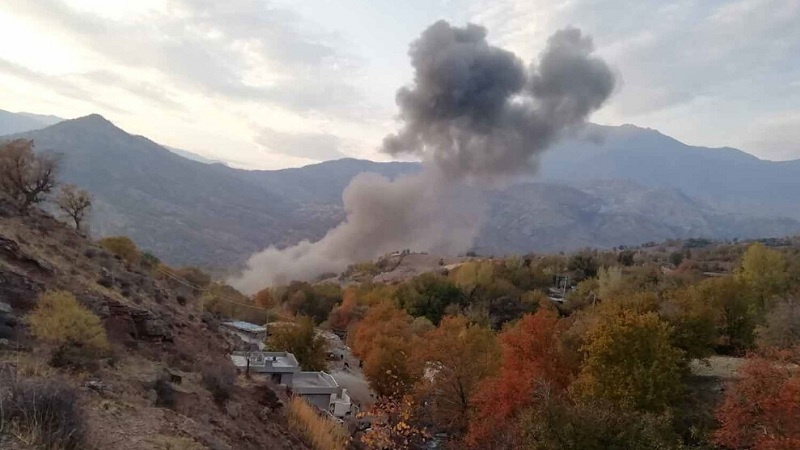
292 372 339 391
224 321 267 333
230 351 300 373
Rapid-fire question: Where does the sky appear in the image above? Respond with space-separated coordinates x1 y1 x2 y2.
0 0 798 169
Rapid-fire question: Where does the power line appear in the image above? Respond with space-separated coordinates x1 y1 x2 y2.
155 266 271 312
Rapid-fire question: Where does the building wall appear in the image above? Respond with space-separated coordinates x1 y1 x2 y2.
301 393 333 411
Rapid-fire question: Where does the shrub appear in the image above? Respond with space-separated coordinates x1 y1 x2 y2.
201 365 236 405
287 396 348 450
97 236 140 264
28 291 110 355
49 343 101 372
0 377 87 450
153 376 176 409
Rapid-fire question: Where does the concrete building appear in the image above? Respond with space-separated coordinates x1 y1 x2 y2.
223 321 267 350
230 351 300 385
290 371 353 418
229 350 354 418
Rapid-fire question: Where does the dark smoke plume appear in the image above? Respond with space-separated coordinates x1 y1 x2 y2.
384 22 616 180
230 21 615 293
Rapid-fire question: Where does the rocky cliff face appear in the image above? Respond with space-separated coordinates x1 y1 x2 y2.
0 202 309 450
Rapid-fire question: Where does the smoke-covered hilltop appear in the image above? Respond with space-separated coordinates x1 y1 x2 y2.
229 21 616 292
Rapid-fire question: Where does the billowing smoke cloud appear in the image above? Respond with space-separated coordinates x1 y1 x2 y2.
230 21 615 293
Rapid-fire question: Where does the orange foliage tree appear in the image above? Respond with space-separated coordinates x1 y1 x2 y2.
415 316 499 435
350 302 421 397
466 309 573 448
714 348 800 450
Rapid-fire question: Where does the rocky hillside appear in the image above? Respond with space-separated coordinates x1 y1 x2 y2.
0 202 308 450
5 114 800 268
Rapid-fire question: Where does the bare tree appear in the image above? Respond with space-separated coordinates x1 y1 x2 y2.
57 184 93 231
0 139 58 213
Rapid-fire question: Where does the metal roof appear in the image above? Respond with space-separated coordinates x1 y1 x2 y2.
223 321 267 333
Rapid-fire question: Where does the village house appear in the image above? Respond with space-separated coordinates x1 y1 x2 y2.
222 320 267 350
229 350 353 418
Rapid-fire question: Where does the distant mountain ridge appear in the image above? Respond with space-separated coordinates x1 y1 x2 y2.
2 113 799 268
0 109 64 135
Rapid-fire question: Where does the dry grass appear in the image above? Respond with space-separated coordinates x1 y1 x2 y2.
0 376 87 450
145 435 206 450
286 396 348 450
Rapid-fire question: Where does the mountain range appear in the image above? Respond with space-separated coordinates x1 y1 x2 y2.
1 111 799 269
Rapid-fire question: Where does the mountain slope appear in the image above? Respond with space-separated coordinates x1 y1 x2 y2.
4 115 799 267
9 115 309 268
540 124 800 219
0 109 63 135
0 200 308 450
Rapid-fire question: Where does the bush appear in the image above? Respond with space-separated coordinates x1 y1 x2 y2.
97 236 140 264
0 377 87 450
287 396 348 450
153 376 176 409
50 343 101 372
201 365 236 405
28 291 110 356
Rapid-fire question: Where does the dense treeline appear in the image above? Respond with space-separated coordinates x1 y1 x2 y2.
259 238 800 449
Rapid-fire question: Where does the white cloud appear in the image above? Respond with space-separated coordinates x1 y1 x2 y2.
1 0 799 166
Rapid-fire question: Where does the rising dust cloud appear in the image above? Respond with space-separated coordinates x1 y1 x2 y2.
230 21 616 293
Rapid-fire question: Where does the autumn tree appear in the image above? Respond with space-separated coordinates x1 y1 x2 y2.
277 281 341 324
467 309 573 448
714 349 800 450
327 287 367 331
267 316 327 371
757 296 800 350
252 287 276 309
56 184 92 231
520 392 680 450
350 302 420 397
358 396 429 450
415 316 499 435
98 236 140 265
574 309 685 413
737 243 790 310
0 139 58 212
684 276 759 354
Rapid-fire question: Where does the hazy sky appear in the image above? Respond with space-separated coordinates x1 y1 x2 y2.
1 0 798 169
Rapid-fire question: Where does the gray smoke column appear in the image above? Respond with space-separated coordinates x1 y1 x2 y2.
230 21 615 293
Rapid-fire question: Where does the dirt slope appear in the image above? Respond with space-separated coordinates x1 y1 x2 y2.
0 201 309 450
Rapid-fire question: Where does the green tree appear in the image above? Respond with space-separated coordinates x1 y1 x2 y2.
521 394 680 450
267 316 327 371
395 273 463 324
575 309 685 413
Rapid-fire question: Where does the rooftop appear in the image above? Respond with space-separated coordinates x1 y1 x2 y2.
291 371 340 394
223 321 267 334
230 351 300 373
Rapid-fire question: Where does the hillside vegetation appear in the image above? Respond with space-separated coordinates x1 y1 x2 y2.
257 236 800 449
0 146 308 449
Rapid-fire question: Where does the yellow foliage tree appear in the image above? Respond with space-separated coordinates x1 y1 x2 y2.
574 309 684 413
737 243 790 310
29 291 110 352
98 236 140 265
